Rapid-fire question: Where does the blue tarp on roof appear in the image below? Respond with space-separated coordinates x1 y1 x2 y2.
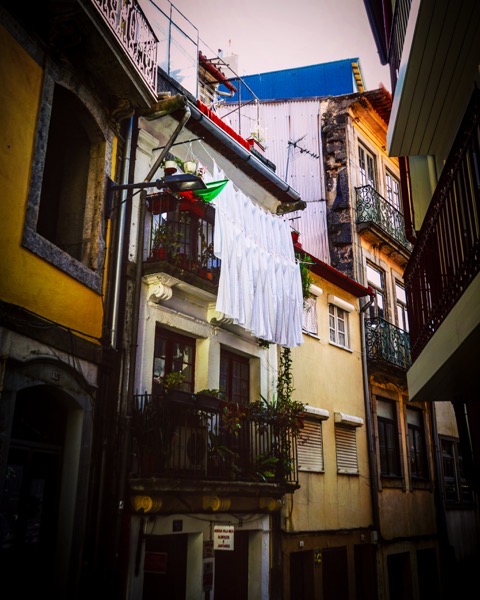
220 58 360 103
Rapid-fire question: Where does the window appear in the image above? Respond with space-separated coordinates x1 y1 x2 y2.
329 304 349 348
395 281 409 332
152 327 196 393
358 144 377 188
385 170 401 211
220 349 250 404
335 425 359 474
297 410 328 472
407 408 428 480
302 296 318 335
366 263 386 319
377 399 401 477
23 76 108 291
334 412 363 474
440 438 473 506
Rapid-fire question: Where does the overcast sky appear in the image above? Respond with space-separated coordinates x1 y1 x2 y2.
171 0 391 92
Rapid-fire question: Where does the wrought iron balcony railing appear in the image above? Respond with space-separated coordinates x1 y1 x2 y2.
356 185 413 252
91 0 199 97
131 393 299 486
365 317 411 371
146 193 220 284
404 90 480 361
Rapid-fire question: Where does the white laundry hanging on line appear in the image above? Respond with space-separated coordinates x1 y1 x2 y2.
213 182 304 347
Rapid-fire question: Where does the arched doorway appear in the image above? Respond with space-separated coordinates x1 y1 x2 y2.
0 386 67 592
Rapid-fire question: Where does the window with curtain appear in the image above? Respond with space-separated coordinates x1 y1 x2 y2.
366 263 386 320
358 143 377 188
395 280 409 331
220 349 250 404
385 170 401 211
329 304 349 348
377 399 402 477
407 408 428 480
440 437 473 505
152 326 196 393
302 296 318 336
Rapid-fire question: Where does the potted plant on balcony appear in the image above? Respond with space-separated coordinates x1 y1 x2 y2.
196 388 225 410
199 231 216 279
160 371 195 406
151 220 183 262
182 160 198 174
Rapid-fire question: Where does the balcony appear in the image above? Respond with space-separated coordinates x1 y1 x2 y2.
130 393 299 502
144 192 220 288
365 317 411 372
404 90 480 361
91 0 199 98
355 185 413 266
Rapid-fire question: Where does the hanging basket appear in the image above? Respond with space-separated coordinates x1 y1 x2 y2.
163 160 177 175
183 160 197 174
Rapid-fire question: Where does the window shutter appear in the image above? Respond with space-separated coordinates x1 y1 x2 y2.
335 426 358 473
298 420 324 472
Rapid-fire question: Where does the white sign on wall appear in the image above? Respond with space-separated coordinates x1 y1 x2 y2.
213 525 234 551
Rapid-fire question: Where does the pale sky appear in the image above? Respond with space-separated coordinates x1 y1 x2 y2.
171 0 391 92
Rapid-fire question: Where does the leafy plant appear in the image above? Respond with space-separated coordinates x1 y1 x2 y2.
297 253 314 304
197 388 226 399
151 219 183 261
161 371 186 393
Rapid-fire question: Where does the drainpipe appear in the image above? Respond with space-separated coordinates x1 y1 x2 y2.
125 98 192 409
110 117 135 349
113 96 192 595
360 290 381 537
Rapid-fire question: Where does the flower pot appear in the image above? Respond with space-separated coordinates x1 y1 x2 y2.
164 160 177 175
183 160 197 174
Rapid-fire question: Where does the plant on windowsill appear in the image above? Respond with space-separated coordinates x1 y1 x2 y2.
196 388 226 410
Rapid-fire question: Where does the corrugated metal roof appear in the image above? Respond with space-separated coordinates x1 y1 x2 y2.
220 58 363 103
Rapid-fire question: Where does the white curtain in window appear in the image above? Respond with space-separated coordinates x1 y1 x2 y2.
213 182 303 347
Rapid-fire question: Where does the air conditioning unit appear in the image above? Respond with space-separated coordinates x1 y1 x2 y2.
168 425 208 475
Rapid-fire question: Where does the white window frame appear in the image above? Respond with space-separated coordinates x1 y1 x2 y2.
328 296 353 350
358 143 377 188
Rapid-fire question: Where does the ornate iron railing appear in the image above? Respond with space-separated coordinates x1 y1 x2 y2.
356 185 413 251
404 90 480 361
131 393 299 485
91 0 158 93
365 317 411 370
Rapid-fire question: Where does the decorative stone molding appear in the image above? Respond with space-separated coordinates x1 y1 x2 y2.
210 310 234 326
144 273 178 304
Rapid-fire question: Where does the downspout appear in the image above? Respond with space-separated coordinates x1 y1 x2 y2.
114 97 192 595
126 99 192 410
110 117 135 349
360 291 381 537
